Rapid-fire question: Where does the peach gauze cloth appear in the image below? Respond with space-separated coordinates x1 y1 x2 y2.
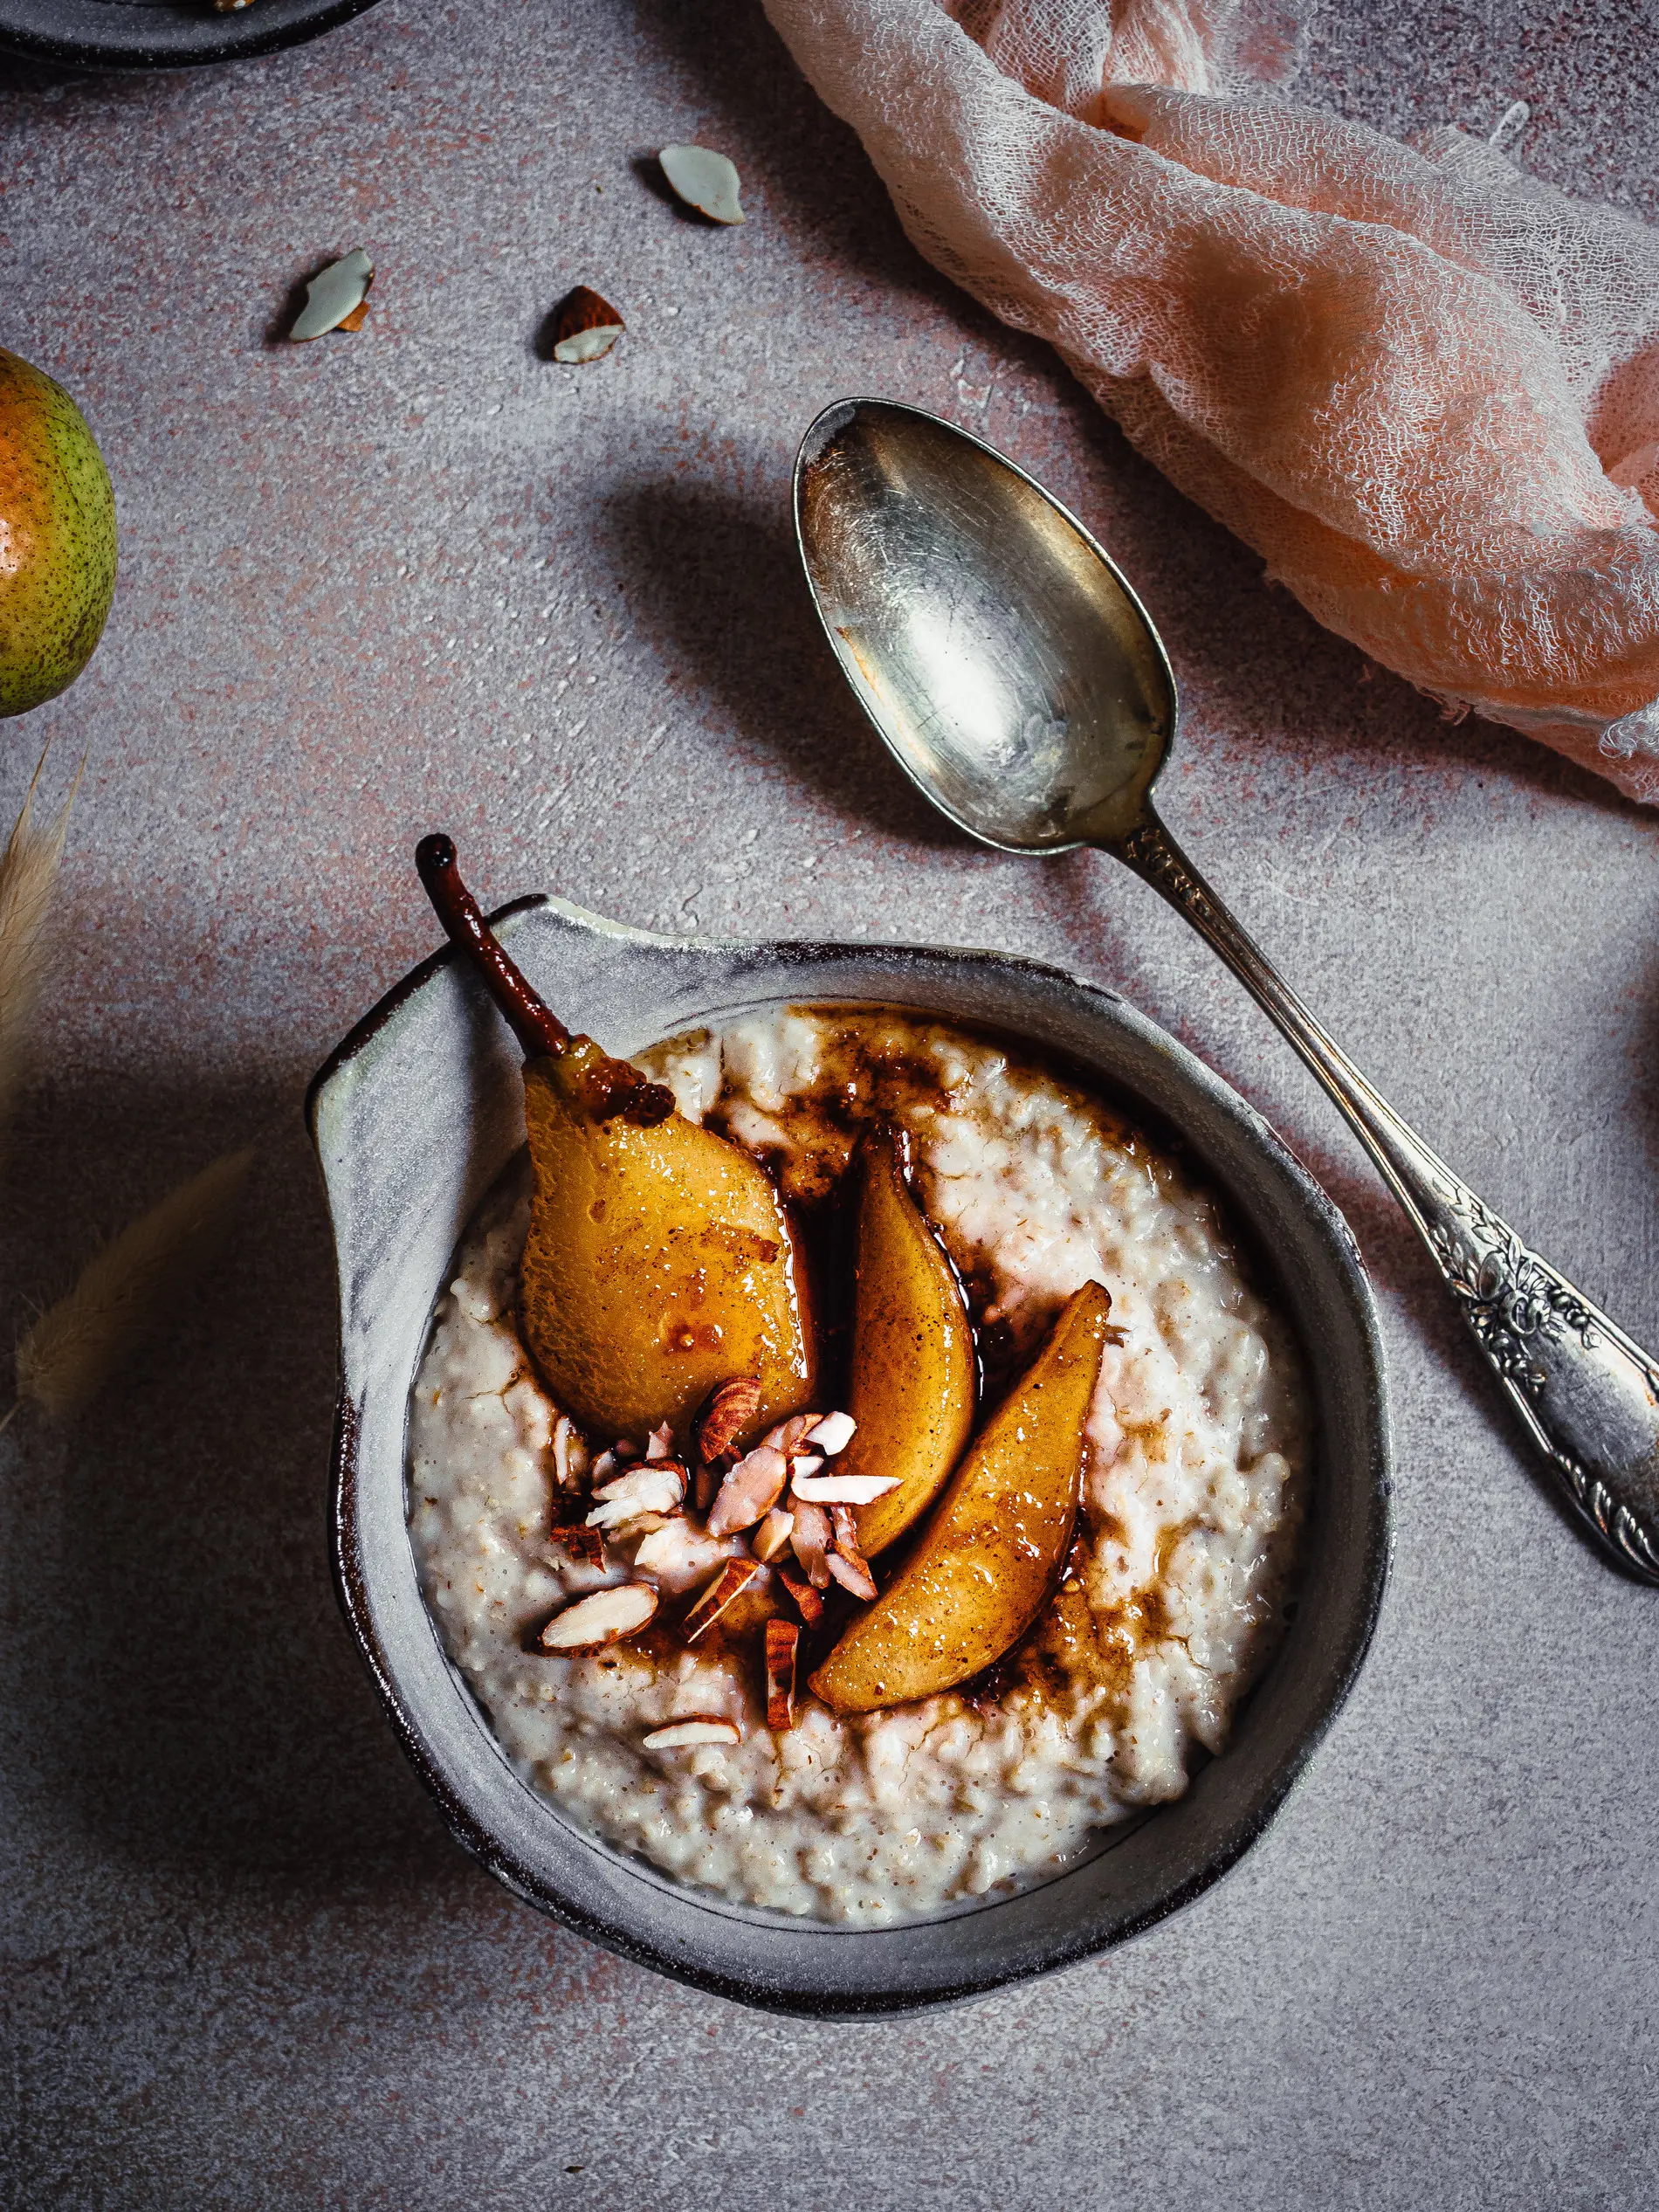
761 0 1659 802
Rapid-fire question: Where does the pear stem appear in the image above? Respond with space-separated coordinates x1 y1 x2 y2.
415 835 570 1060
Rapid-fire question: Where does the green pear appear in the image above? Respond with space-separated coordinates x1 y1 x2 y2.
0 348 116 718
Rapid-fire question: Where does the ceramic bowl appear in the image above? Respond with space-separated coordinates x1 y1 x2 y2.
308 895 1391 2017
0 0 382 72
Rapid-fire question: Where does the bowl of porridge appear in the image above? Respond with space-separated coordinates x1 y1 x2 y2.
308 880 1389 2016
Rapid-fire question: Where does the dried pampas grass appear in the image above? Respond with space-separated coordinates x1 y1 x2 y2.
12 1146 255 1422
0 748 79 1135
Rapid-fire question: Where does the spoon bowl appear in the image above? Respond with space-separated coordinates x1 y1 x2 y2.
795 398 1170 850
795 396 1659 1587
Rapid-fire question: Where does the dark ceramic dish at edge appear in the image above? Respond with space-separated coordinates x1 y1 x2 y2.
0 0 383 72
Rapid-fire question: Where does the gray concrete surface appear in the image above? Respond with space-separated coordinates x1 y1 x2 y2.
2 3 1656 2205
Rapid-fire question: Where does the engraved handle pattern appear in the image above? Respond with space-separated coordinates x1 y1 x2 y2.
1118 813 1659 1583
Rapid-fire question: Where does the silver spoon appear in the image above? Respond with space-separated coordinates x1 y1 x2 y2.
794 395 1659 1585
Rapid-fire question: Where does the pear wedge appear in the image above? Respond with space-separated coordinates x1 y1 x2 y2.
417 836 815 1445
809 1282 1111 1714
837 1130 975 1557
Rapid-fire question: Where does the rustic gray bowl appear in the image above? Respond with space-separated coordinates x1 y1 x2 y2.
307 895 1390 2017
0 0 383 71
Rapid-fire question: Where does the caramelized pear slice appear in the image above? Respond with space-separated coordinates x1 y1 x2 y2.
416 836 815 1444
838 1130 975 1558
809 1282 1112 1714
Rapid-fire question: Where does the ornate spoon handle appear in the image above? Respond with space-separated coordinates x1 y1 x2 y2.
1115 810 1659 1583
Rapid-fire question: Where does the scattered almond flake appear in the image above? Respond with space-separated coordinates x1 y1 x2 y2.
788 1496 833 1588
681 1557 762 1643
763 1414 819 1456
642 1716 740 1750
791 1470 899 1505
828 1503 877 1600
594 1459 686 1503
586 1462 685 1530
644 1422 676 1462
589 1449 618 1487
549 1524 605 1569
766 1617 800 1730
631 1523 688 1576
289 249 374 342
788 1453 824 1482
806 1410 856 1456
539 1581 657 1650
824 1551 877 1602
750 1506 794 1563
695 1375 762 1465
706 1442 789 1537
551 284 625 363
551 1414 587 1491
775 1566 824 1627
658 144 745 225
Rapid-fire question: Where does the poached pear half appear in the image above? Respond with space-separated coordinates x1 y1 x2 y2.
810 1281 1112 1713
417 836 815 1445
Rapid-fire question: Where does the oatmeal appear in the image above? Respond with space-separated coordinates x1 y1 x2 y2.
408 1008 1306 1925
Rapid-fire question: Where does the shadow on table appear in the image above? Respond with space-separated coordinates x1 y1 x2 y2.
0 1072 457 1900
589 472 964 850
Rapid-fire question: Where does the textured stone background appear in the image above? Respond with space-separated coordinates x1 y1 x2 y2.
3 3 1657 2205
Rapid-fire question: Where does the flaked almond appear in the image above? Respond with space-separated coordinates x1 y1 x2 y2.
765 1414 821 1456
290 249 374 342
696 1376 763 1465
766 1617 800 1729
632 1519 704 1577
791 1470 898 1505
552 284 625 363
551 1414 586 1491
644 1422 676 1462
750 1506 795 1563
806 1410 857 1456
788 1453 824 1483
681 1556 762 1642
776 1567 824 1627
828 1503 877 1601
825 1552 878 1601
643 1716 741 1750
658 143 745 225
586 1461 686 1530
549 1525 605 1569
539 1581 657 1650
789 1496 833 1588
707 1443 789 1537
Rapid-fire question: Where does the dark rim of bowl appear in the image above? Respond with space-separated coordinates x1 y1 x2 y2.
312 901 1392 2016
0 0 384 72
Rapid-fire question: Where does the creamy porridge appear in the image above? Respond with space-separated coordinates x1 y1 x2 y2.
408 1007 1307 1926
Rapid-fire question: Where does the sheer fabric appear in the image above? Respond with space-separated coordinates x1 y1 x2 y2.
764 0 1659 800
